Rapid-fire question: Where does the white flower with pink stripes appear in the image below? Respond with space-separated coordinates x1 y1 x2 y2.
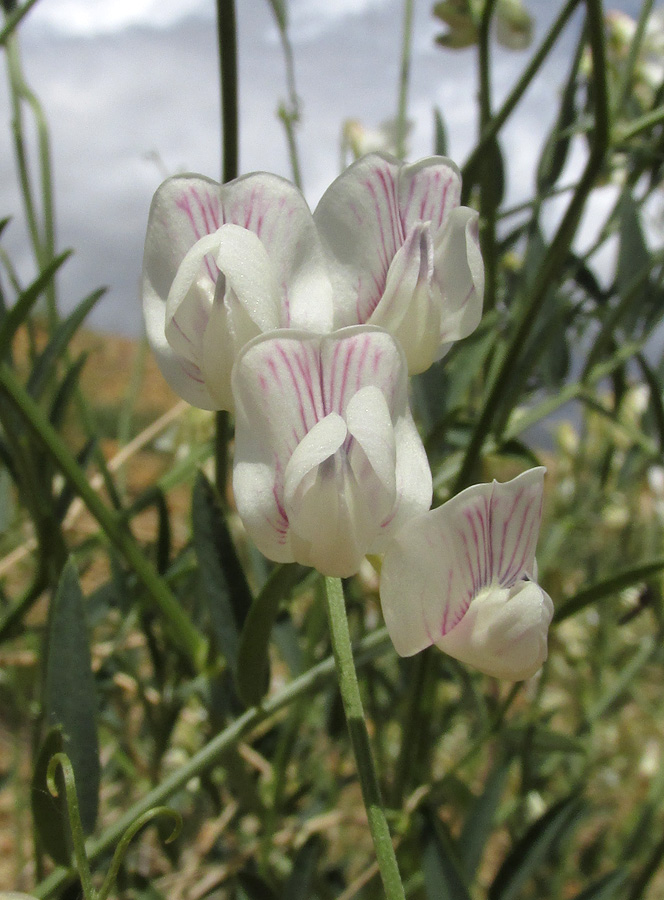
142 172 333 411
379 468 552 680
314 153 484 374
232 326 432 577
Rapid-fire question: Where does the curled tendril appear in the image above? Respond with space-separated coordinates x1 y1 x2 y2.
45 752 95 900
97 806 183 900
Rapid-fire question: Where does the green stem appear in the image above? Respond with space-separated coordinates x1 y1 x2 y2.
462 0 582 196
0 0 42 45
46 754 95 900
324 576 406 900
615 103 664 144
217 0 238 184
454 0 609 491
477 0 498 313
0 362 207 670
615 0 654 116
5 33 58 329
215 0 238 493
33 627 392 899
273 9 303 189
395 0 415 160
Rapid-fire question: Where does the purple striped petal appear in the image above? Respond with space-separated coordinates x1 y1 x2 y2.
398 157 462 238
232 327 431 574
380 468 550 678
314 153 404 327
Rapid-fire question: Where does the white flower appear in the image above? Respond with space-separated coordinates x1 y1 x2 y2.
313 153 484 375
379 468 553 680
142 172 333 411
232 326 432 578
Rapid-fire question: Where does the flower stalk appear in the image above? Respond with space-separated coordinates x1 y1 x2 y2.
323 576 406 900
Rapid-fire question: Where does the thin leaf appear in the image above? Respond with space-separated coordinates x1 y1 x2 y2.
49 352 88 429
192 471 253 673
27 287 105 400
459 757 511 880
237 563 308 707
421 807 473 900
554 558 664 623
284 835 323 900
43 559 100 835
489 795 583 900
0 250 72 356
570 870 627 900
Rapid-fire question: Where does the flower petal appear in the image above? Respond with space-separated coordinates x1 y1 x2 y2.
433 206 484 349
437 582 553 679
232 331 326 562
379 468 547 660
200 224 282 410
223 173 333 332
369 224 441 374
320 325 405 418
314 153 403 327
398 156 462 238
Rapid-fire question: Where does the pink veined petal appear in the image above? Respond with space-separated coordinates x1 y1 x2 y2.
372 411 433 551
314 153 404 327
223 172 333 332
437 581 553 679
379 468 546 658
143 284 218 410
201 223 284 410
319 325 407 420
345 386 397 502
433 207 484 349
143 175 223 303
398 156 462 238
164 231 220 365
232 331 326 562
370 224 441 374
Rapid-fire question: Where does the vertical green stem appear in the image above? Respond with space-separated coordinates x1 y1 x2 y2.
395 0 415 160
5 32 58 330
215 0 239 496
454 0 609 491
323 576 406 900
477 0 498 313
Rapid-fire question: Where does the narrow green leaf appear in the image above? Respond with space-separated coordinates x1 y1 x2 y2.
459 757 511 880
0 250 72 356
554 558 664 623
27 287 105 400
635 352 664 454
284 835 323 900
43 559 100 835
237 563 308 707
504 725 585 755
421 807 473 900
192 471 253 672
49 352 88 429
489 796 583 900
536 25 584 192
31 726 71 866
570 870 627 900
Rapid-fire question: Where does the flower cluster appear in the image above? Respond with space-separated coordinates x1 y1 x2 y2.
143 153 552 680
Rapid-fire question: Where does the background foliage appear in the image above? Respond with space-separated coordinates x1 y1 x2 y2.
2 0 664 898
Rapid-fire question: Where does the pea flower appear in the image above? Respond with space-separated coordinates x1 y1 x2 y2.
232 326 432 578
313 153 484 374
379 468 553 680
142 172 333 411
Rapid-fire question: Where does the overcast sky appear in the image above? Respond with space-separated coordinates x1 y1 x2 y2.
0 0 641 335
